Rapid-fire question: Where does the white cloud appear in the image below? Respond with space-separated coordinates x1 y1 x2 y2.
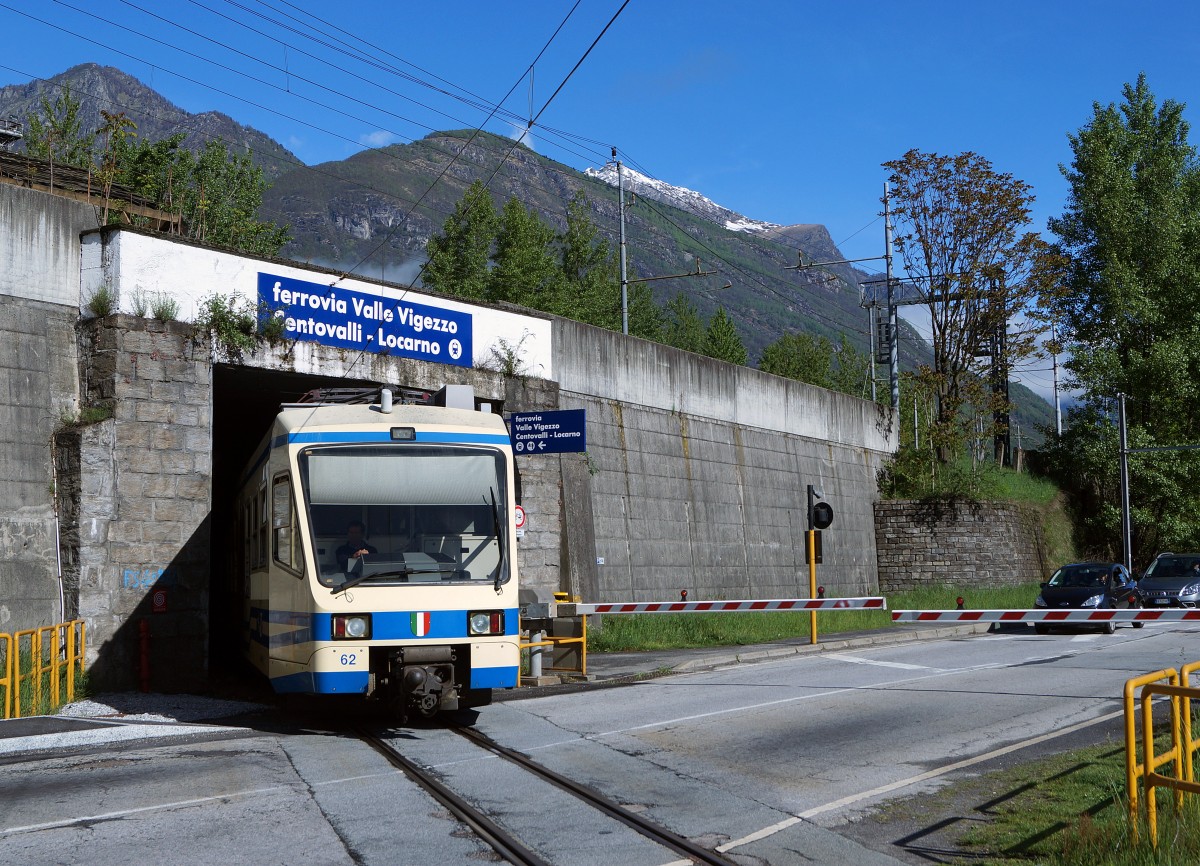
359 130 400 149
505 122 537 152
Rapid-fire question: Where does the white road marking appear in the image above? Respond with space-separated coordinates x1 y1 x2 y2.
0 785 293 836
825 653 942 671
711 706 1127 855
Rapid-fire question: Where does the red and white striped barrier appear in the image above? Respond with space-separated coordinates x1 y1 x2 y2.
892 609 1200 624
558 597 886 616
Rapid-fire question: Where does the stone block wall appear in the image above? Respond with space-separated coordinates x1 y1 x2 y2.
874 499 1049 593
59 316 213 689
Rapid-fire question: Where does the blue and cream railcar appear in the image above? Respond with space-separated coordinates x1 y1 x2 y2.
236 389 519 717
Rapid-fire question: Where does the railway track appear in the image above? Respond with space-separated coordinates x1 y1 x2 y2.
358 724 738 866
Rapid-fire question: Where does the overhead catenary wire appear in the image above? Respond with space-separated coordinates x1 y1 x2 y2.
236 0 614 164
329 0 619 285
4 1 880 346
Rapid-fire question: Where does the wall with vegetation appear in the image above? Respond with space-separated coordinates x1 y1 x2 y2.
874 500 1050 593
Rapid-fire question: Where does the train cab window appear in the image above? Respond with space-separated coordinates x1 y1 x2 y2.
272 476 304 576
301 444 510 587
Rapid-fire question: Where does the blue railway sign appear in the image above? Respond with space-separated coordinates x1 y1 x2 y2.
507 409 586 455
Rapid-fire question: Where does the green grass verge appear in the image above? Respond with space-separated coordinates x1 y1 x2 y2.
905 736 1200 865
588 583 1043 652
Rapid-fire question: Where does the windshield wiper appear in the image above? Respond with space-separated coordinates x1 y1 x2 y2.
489 487 506 593
330 566 453 595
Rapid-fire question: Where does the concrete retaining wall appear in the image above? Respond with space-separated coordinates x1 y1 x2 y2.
0 185 95 633
553 320 895 600
874 499 1048 593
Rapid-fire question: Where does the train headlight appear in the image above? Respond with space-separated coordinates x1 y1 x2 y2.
468 610 505 635
333 614 371 640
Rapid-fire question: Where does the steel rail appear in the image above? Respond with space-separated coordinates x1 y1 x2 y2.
450 723 740 866
357 729 552 866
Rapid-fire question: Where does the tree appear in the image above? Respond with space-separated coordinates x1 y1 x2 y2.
423 181 498 300
1044 75 1200 559
661 293 705 353
759 332 871 398
883 149 1063 463
702 306 747 365
488 196 561 307
95 110 137 225
759 332 834 387
24 84 94 190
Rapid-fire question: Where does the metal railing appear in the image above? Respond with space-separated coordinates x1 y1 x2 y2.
1124 660 1200 846
5 620 87 719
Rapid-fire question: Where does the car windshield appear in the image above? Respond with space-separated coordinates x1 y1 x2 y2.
299 444 508 588
1047 565 1110 588
1143 556 1200 580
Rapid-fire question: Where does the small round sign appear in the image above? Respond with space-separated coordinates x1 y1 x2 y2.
514 504 527 530
812 502 834 529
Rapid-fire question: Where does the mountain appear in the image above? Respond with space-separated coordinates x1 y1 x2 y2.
260 129 901 365
0 63 299 179
1 64 1054 440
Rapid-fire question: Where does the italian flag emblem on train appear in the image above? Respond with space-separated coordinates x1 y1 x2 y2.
411 612 431 637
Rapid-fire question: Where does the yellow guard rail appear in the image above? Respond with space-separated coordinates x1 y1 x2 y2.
7 620 86 719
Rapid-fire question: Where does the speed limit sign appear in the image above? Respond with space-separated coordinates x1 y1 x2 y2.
514 505 526 537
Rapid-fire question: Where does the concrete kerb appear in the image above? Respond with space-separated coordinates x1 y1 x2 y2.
560 622 997 687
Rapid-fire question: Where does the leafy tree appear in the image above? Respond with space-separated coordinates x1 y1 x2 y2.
1043 75 1200 559
883 149 1063 463
661 293 705 353
702 306 747 365
423 180 498 301
759 332 871 398
760 332 834 386
488 197 560 306
559 191 615 323
24 84 94 189
95 111 137 225
182 140 290 255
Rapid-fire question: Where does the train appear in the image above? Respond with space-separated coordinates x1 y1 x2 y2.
234 385 520 719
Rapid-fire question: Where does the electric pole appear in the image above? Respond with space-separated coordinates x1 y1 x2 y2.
884 183 899 414
614 147 629 336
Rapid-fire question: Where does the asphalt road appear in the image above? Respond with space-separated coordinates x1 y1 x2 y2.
1 622 1193 865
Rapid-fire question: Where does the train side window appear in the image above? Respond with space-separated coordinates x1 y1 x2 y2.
272 475 304 576
258 490 269 569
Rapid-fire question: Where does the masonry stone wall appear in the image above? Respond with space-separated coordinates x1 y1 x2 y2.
58 316 213 689
874 499 1049 593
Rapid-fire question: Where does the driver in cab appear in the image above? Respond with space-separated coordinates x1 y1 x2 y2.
336 520 377 571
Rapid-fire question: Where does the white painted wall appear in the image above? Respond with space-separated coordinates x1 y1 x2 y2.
80 230 555 379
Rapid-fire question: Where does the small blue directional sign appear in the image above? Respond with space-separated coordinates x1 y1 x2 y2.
507 409 587 455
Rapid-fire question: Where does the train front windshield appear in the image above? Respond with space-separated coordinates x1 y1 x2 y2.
300 445 509 587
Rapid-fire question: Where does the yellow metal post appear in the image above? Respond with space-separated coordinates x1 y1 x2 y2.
0 633 10 720
1125 668 1178 838
807 530 818 645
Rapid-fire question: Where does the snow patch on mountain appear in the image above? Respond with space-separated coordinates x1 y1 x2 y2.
584 164 780 235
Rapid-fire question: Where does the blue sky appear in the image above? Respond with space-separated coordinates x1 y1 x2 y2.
2 0 1198 398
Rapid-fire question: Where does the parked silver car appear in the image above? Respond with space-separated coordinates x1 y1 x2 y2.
1137 553 1200 608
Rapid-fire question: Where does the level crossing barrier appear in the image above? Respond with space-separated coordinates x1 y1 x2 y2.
518 597 886 685
892 609 1200 624
6 620 86 719
558 597 887 616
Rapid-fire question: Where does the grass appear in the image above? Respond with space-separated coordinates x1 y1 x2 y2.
588 582 1042 652
908 735 1200 865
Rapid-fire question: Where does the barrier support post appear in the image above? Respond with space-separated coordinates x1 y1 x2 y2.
806 530 818 646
